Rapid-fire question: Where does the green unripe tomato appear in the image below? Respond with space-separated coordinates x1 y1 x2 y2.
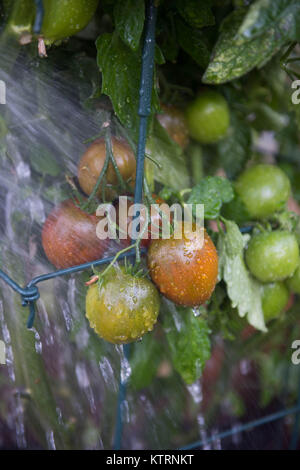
261 282 289 322
235 164 291 219
286 264 300 294
41 0 99 43
245 231 299 283
85 267 160 344
185 90 230 144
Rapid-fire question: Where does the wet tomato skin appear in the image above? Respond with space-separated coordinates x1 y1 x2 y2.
42 199 108 269
41 0 99 42
235 164 291 219
185 90 230 144
78 137 136 200
245 231 299 282
261 282 289 322
157 104 189 149
148 228 218 306
85 266 160 344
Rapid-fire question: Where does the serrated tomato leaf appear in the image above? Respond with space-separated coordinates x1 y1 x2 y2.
114 0 145 51
187 176 234 219
218 219 267 332
96 33 159 139
162 300 211 385
129 334 163 390
203 8 287 84
239 0 300 42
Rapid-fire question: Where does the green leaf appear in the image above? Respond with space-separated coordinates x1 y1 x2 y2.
175 16 211 68
219 219 267 331
129 334 163 390
187 176 234 219
203 8 287 84
30 145 62 177
114 0 145 51
146 119 190 190
176 0 215 29
221 191 252 226
96 33 159 139
217 112 251 178
239 0 300 42
162 301 211 385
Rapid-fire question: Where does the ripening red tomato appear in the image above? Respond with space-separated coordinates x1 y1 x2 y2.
78 137 136 200
157 104 189 149
148 226 218 306
42 199 108 269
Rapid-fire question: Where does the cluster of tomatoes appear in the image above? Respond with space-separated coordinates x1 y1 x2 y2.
41 77 299 343
42 90 229 344
234 164 300 322
5 0 99 46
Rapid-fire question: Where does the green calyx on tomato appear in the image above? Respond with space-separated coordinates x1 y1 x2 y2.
245 230 299 283
41 0 99 43
261 282 289 322
185 90 230 144
235 164 291 219
85 266 160 344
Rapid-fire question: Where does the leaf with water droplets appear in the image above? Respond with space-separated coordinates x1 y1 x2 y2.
188 176 234 219
162 300 211 385
96 33 159 140
219 219 267 332
114 0 145 51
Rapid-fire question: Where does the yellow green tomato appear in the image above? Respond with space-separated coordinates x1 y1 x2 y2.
235 164 291 219
245 231 299 283
185 90 230 144
261 282 289 322
41 0 99 43
85 267 160 344
286 263 300 294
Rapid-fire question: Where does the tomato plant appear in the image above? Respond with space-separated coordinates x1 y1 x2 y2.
42 199 108 269
245 231 299 283
148 227 218 306
235 164 291 219
78 137 136 200
3 0 300 420
185 90 230 144
85 266 160 344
